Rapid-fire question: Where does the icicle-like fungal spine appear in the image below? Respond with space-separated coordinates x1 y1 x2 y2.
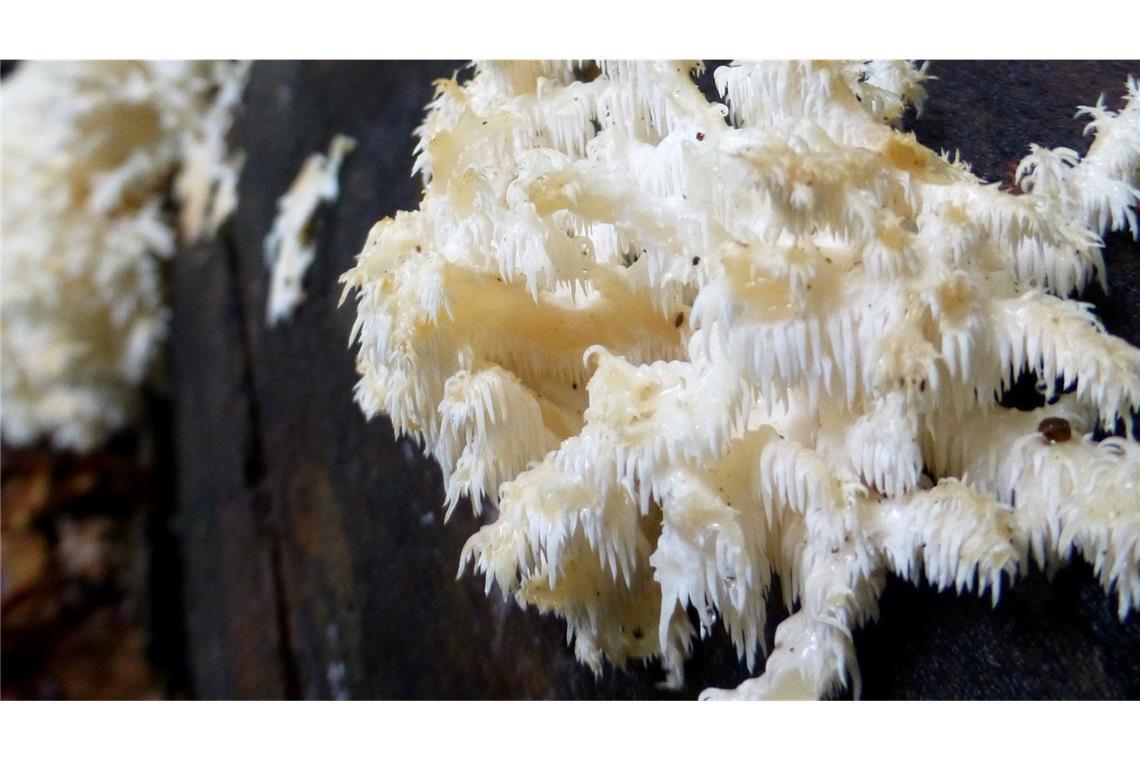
343 60 1140 699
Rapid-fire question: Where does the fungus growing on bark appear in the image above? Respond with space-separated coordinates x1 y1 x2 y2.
265 134 356 326
344 60 1140 699
1 61 248 451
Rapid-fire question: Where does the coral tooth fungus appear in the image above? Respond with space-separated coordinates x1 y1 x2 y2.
343 61 1140 699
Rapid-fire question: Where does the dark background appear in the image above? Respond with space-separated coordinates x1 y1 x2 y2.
33 60 1138 700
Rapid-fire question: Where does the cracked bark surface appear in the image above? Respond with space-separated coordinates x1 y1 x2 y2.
168 61 1140 699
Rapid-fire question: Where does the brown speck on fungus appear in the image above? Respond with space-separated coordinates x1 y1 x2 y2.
1038 417 1072 443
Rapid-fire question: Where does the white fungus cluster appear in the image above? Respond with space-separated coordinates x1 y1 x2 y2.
1 61 248 451
345 60 1140 699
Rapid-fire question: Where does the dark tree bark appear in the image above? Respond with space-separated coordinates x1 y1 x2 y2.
168 61 1140 699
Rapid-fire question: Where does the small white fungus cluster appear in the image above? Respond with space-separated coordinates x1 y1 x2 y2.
265 134 356 326
344 60 1140 699
1 61 248 451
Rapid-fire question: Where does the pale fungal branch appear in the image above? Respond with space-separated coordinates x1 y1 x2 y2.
998 433 1140 617
1020 76 1140 238
924 401 1140 616
345 60 1140 699
867 478 1022 603
991 292 1140 432
436 362 562 518
176 61 252 241
265 134 356 326
700 609 860 700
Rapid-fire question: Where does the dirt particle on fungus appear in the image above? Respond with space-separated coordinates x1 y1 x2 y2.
415 245 422 252
572 382 578 390
696 132 705 141
692 256 700 265
674 312 685 328
1038 417 1072 443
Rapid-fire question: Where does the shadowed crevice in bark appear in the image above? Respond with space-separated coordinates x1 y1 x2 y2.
215 222 303 699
